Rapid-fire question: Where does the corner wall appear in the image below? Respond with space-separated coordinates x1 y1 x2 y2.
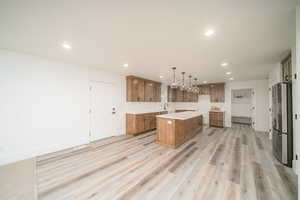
294 1 300 176
0 50 166 166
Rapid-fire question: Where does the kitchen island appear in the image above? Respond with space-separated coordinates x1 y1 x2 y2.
156 111 203 148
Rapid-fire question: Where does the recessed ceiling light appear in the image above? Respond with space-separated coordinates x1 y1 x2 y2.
229 77 234 81
123 63 129 68
226 72 231 75
62 42 72 50
159 75 164 79
204 29 215 37
203 81 207 84
221 62 228 67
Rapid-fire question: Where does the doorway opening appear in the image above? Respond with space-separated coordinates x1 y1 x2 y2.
231 88 254 128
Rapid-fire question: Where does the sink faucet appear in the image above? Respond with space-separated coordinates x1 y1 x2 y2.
163 103 168 111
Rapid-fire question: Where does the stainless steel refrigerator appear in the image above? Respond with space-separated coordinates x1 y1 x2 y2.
272 82 293 167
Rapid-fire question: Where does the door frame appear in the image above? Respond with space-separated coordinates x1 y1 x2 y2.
89 80 118 143
229 87 256 129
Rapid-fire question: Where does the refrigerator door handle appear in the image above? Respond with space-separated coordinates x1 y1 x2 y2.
281 83 287 133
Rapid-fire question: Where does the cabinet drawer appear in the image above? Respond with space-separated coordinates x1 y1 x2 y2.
210 120 224 127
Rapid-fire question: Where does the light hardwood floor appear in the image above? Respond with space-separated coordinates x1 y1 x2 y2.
36 125 297 200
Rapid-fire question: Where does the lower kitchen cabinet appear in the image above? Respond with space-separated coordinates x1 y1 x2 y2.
209 111 225 128
126 111 167 135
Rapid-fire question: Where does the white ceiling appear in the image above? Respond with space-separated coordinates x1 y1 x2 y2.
0 0 297 83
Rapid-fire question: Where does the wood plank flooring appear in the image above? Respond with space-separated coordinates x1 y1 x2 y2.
36 125 298 200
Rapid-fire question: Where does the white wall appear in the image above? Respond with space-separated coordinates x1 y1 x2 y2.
0 50 90 165
0 50 168 166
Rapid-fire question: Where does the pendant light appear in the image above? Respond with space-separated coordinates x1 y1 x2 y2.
187 75 193 92
170 67 178 89
192 78 199 93
180 72 186 91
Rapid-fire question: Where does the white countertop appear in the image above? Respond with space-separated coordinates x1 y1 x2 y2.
126 111 168 115
209 110 225 113
156 111 203 120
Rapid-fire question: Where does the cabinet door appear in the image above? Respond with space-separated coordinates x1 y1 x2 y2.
144 115 151 131
210 84 219 102
132 78 145 101
193 93 199 102
168 86 176 102
136 115 145 133
176 89 184 102
200 85 210 95
154 83 161 102
218 84 225 102
210 83 224 102
150 115 156 129
183 91 189 102
145 81 155 101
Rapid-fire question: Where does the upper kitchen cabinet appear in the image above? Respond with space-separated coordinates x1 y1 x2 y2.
144 80 155 101
167 86 177 102
127 76 145 102
153 82 161 102
167 87 198 102
176 89 184 102
209 83 225 102
126 75 161 102
198 84 210 95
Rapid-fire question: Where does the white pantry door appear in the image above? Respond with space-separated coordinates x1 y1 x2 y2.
90 81 118 142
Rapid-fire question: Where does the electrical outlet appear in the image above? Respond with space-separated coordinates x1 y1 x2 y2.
0 146 4 153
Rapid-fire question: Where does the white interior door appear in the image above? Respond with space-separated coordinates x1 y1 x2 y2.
90 81 118 141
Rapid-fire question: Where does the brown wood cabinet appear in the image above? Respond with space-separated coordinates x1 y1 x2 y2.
127 76 161 102
209 111 225 128
127 76 145 102
198 84 210 95
156 115 203 148
126 111 166 135
144 80 155 102
197 82 225 103
153 82 161 102
209 83 225 103
176 89 184 102
167 87 198 102
167 86 177 102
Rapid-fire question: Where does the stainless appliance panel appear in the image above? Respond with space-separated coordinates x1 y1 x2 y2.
272 129 282 162
281 84 287 133
282 133 288 164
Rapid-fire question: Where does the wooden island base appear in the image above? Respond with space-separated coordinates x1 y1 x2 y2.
156 113 203 148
